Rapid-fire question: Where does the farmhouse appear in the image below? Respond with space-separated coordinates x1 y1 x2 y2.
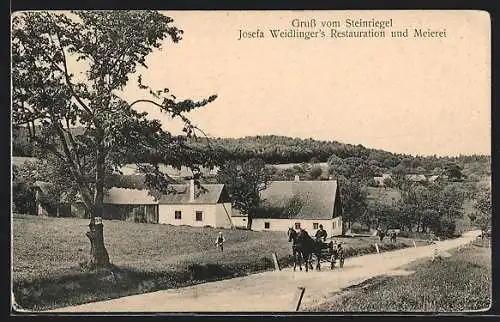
30 180 234 229
157 180 233 229
252 179 343 237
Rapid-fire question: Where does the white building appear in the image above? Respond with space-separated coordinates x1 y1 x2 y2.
31 180 233 230
252 179 343 237
373 173 392 187
231 208 249 229
158 180 234 229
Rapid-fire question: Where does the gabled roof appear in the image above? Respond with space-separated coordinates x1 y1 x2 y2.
158 184 228 205
231 208 248 217
255 180 340 220
12 156 39 166
104 187 157 205
30 181 228 206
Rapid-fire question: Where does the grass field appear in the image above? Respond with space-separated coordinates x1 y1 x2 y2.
12 214 430 311
307 238 492 312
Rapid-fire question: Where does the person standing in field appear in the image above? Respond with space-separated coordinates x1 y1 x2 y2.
215 232 225 252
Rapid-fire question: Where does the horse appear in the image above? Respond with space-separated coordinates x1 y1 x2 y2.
287 227 305 271
296 228 325 271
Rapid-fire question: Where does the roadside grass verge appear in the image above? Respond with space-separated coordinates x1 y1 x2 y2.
306 238 491 312
12 214 429 311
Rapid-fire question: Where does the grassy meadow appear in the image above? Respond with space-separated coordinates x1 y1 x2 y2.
13 214 430 311
307 238 492 312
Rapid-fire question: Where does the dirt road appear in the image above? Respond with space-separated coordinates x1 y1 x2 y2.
48 230 481 313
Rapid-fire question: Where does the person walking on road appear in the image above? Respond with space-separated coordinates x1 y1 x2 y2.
215 232 225 252
336 243 345 268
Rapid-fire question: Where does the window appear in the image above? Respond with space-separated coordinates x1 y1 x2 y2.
332 221 336 229
264 222 270 229
313 223 319 230
174 211 182 220
295 222 301 230
195 211 203 221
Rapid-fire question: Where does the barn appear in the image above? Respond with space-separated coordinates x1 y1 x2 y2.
252 179 343 237
102 188 159 223
157 180 234 229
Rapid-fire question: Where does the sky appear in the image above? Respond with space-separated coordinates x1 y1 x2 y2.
114 11 489 156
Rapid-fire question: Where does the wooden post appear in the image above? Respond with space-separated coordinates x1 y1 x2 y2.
375 243 380 253
291 287 306 311
272 252 281 271
413 240 416 248
432 248 438 261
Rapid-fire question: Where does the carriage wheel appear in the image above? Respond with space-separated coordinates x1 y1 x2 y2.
310 254 317 270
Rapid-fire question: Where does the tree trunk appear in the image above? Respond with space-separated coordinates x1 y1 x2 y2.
86 217 110 269
85 139 110 269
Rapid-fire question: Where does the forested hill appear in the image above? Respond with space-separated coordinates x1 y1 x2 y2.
12 127 490 178
211 135 402 164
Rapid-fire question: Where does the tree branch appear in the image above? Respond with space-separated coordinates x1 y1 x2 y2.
129 99 165 110
42 29 95 123
64 115 83 170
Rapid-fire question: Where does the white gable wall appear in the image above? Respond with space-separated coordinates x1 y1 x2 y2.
215 203 234 229
232 216 248 228
158 203 233 229
252 217 343 236
159 204 217 227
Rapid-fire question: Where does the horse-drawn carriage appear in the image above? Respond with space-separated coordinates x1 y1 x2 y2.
287 227 345 271
311 242 344 270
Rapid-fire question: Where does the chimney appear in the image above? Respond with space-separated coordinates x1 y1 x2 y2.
189 179 195 202
294 175 300 182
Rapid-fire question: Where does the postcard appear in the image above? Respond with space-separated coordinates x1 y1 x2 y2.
11 10 491 314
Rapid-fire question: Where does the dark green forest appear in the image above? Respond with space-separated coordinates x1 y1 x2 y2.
13 126 490 179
